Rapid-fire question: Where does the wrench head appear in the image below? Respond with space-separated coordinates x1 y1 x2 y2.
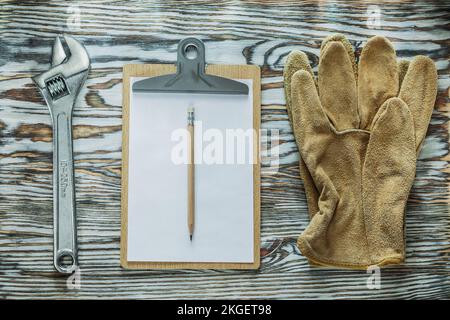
33 35 90 102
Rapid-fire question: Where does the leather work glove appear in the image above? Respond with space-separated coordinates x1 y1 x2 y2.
283 34 437 269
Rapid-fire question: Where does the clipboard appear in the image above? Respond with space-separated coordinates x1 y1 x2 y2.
120 39 261 269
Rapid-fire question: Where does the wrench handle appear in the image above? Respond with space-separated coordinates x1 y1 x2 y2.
52 111 78 274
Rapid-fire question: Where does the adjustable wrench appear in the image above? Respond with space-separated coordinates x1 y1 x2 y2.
33 35 90 273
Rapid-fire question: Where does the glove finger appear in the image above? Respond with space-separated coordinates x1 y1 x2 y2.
318 39 359 130
291 69 333 150
299 158 320 219
284 52 321 220
363 97 416 264
321 34 357 75
398 59 410 88
284 50 314 125
399 55 438 153
358 36 399 130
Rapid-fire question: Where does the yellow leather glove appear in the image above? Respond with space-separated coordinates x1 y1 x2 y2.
284 34 437 269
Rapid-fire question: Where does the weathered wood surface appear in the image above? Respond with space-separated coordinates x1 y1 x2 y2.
0 0 449 299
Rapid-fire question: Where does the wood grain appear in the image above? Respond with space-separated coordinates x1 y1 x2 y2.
0 0 449 299
120 63 261 269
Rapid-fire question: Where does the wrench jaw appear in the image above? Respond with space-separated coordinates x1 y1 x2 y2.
52 36 67 67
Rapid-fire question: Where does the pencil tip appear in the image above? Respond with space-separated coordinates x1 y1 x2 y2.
190 235 192 241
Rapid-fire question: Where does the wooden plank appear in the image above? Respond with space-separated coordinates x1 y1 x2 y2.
120 63 261 269
0 0 449 299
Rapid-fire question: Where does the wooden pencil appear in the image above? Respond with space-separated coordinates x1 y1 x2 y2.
187 107 195 241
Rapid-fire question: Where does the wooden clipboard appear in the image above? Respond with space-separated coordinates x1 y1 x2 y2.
120 63 261 269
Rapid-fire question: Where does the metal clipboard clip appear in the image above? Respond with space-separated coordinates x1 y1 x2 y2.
132 37 249 95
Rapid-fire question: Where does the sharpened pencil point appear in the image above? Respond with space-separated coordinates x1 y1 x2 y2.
190 235 193 241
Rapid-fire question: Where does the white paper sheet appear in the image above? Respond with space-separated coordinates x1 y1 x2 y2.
127 78 254 263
